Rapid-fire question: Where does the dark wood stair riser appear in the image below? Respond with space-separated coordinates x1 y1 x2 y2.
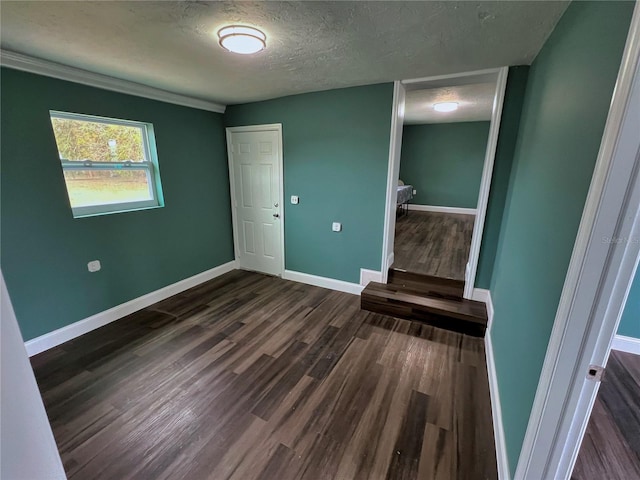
388 269 464 300
361 282 487 337
361 296 485 337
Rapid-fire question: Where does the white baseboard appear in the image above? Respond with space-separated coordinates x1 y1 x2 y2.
282 270 363 295
476 289 504 476
472 288 490 303
486 331 511 480
611 334 640 355
472 288 494 330
25 260 238 356
360 268 383 287
407 204 477 216
387 252 395 269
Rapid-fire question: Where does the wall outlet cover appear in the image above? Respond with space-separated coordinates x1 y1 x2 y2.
291 195 299 205
332 222 342 232
87 260 101 272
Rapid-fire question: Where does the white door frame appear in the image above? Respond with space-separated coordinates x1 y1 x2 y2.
225 124 285 276
515 5 640 479
1 270 67 479
380 67 509 299
381 81 406 282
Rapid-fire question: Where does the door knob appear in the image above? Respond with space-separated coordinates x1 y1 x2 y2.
273 213 280 218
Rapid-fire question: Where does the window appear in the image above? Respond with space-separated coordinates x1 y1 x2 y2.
49 111 164 217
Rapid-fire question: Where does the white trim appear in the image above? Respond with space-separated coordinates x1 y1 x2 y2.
225 124 284 133
472 288 494 330
464 66 509 298
485 330 511 480
381 81 406 283
379 68 508 299
471 287 491 303
516 5 640 479
402 67 508 89
612 334 640 355
0 49 226 113
407 204 477 216
1 271 67 479
360 268 383 286
24 261 238 356
387 252 395 270
226 124 285 277
282 270 363 295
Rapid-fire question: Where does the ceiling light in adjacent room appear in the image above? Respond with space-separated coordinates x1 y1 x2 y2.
218 26 266 54
433 102 459 112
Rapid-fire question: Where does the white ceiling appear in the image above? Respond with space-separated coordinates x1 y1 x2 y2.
0 1 569 106
405 83 496 124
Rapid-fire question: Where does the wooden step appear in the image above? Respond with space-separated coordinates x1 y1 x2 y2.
361 282 487 337
388 269 465 300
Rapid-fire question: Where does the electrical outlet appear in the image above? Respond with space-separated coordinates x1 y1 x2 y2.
88 260 101 272
332 222 342 232
291 195 299 205
412 189 417 195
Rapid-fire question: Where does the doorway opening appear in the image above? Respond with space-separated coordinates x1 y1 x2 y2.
381 68 508 299
362 69 507 339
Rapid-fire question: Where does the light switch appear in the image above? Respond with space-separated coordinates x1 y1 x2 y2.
412 189 417 195
88 260 101 272
291 195 299 205
332 222 342 232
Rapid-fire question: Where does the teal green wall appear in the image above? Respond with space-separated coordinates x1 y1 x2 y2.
488 1 634 475
1 68 235 341
399 122 490 208
618 268 640 339
475 67 530 289
224 84 393 283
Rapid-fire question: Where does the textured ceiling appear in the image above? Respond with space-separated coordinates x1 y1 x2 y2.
405 83 496 124
0 1 569 105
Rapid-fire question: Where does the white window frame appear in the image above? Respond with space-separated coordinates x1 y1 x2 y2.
49 110 163 218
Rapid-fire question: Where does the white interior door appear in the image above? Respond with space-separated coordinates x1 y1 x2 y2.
227 126 283 276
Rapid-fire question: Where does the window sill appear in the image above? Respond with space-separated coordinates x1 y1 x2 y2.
73 204 164 219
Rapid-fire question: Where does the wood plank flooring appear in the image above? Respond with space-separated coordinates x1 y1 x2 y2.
393 211 475 280
31 270 497 480
572 349 640 480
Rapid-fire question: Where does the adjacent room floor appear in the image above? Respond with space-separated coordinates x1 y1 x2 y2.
572 349 640 480
393 211 474 281
31 270 497 480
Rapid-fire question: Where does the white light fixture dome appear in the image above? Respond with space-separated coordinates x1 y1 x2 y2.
433 102 459 112
218 26 266 54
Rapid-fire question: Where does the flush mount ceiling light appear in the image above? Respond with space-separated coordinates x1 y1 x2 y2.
433 102 459 112
218 25 266 54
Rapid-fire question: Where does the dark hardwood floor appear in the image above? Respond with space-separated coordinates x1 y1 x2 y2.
31 270 497 480
393 211 474 281
572 349 640 480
